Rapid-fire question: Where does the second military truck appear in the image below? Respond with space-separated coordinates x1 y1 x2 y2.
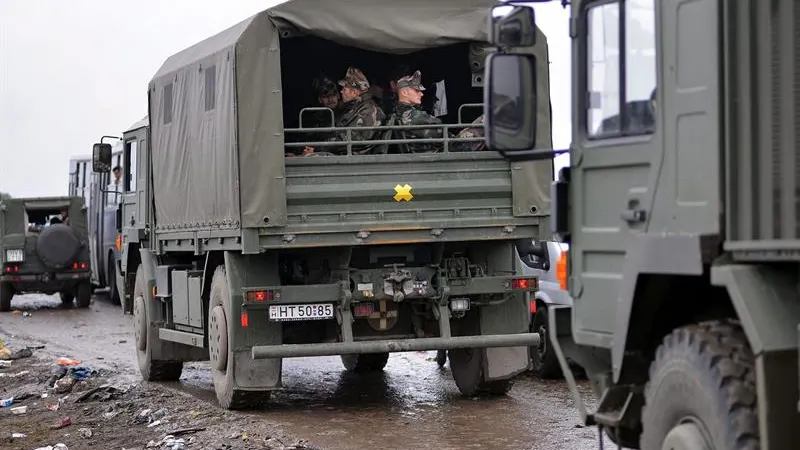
92 0 554 409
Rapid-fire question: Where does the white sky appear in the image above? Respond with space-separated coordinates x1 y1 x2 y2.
0 1 571 197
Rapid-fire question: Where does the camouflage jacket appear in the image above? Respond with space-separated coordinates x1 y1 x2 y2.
328 93 385 155
452 114 486 152
393 102 444 153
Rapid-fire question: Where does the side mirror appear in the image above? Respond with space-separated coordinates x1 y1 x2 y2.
115 205 123 231
489 4 536 47
484 53 538 154
92 143 113 173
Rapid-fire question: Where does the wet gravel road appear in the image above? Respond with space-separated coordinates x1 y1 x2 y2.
1 293 611 450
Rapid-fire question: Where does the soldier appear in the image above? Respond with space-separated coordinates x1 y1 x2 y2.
303 67 385 156
392 70 445 153
382 63 412 115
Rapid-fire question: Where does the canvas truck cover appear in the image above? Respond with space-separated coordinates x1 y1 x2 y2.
148 0 552 230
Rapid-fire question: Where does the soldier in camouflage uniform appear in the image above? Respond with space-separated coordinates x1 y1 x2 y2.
392 70 445 153
452 114 486 152
303 67 385 156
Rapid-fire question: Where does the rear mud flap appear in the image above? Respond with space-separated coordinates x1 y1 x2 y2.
480 292 530 381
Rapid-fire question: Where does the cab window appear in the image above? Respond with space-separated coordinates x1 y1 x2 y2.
125 140 138 192
585 0 657 138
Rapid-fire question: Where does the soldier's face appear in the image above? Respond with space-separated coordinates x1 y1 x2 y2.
341 86 360 102
400 87 423 105
319 93 339 109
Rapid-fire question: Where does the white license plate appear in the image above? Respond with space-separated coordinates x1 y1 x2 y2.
268 303 334 322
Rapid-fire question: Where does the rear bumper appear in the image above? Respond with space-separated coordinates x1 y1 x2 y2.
1 271 90 292
251 332 540 359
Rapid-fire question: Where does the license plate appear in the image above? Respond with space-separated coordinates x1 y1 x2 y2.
268 303 335 322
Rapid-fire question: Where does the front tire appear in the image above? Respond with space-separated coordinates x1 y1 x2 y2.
107 254 120 305
449 347 513 396
133 265 183 381
208 265 271 410
529 304 562 379
75 282 92 308
641 319 759 450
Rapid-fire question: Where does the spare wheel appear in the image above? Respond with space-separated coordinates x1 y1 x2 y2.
36 224 81 269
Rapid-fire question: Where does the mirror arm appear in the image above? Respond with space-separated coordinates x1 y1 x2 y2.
101 135 121 144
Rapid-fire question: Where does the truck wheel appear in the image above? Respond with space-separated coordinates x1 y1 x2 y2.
449 347 513 396
133 265 183 382
529 304 562 379
75 282 92 308
341 353 390 372
0 282 13 312
641 319 759 450
59 291 74 305
208 265 271 410
435 350 447 368
107 254 120 305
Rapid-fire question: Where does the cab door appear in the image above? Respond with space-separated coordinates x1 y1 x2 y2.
568 0 659 348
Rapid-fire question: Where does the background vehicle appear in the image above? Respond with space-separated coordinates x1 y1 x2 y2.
0 196 92 311
68 144 123 303
486 2 800 449
92 0 555 410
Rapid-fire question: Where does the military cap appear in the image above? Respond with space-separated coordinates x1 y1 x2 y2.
396 70 426 91
338 67 370 91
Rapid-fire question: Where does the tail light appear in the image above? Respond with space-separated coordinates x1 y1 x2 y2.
71 262 89 270
555 250 568 291
4 265 19 273
115 234 122 252
246 289 279 302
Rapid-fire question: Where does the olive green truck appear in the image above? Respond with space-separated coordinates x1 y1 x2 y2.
488 1 800 449
91 0 554 409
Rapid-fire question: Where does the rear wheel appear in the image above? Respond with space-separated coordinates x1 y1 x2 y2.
0 282 14 312
133 265 183 381
641 319 759 450
208 265 271 410
341 353 390 372
59 291 74 305
107 254 120 305
449 347 513 396
75 282 92 308
435 350 447 368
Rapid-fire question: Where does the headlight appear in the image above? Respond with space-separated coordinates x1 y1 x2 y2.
5 249 24 263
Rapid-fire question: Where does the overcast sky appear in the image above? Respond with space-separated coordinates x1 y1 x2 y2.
0 1 570 198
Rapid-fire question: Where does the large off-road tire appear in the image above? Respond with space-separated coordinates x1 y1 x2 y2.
340 353 390 372
449 347 514 396
0 282 13 312
435 350 447 368
107 253 120 305
529 304 562 379
208 265 271 410
641 319 759 450
75 282 92 308
133 265 183 381
36 224 80 269
59 291 74 305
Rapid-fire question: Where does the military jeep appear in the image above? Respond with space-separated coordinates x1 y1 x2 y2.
0 196 93 311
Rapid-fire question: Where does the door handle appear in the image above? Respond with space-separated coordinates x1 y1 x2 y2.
620 207 646 224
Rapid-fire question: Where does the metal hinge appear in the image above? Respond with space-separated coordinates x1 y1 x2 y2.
569 17 579 39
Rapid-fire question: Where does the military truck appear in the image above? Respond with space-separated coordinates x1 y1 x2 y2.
0 196 93 311
486 1 800 449
90 0 554 410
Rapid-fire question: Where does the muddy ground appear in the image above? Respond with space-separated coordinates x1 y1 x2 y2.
0 293 613 450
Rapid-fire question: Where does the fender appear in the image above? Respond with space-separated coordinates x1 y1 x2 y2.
611 233 706 383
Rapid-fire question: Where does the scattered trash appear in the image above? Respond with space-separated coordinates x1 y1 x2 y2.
0 397 13 407
33 444 69 450
54 377 76 394
22 311 32 317
11 432 27 439
148 420 163 428
56 357 81 366
0 360 11 368
0 370 30 378
47 404 60 411
75 384 124 403
147 435 187 450
10 405 27 414
41 392 49 398
170 427 205 437
4 347 34 360
51 417 72 430
78 427 93 438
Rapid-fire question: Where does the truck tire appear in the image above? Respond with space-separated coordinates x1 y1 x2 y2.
208 265 271 410
529 304 562 379
75 281 92 308
641 319 759 450
435 349 447 367
449 347 514 396
107 254 120 305
60 291 74 305
36 224 81 269
0 282 13 312
341 353 390 372
133 265 183 382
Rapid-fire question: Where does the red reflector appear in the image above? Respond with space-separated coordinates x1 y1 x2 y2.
240 312 249 327
4 267 9 273
530 300 537 314
80 262 88 269
354 303 374 318
247 290 272 302
72 262 78 270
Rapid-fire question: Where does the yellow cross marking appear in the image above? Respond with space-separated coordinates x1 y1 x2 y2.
393 184 413 202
